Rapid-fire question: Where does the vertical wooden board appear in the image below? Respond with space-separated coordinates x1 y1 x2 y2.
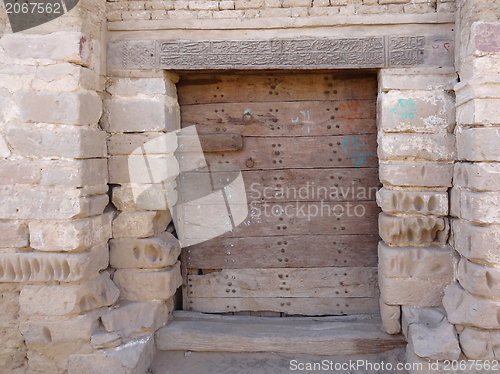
201 134 378 171
185 234 379 269
186 267 378 298
177 74 378 105
180 100 377 136
187 297 380 316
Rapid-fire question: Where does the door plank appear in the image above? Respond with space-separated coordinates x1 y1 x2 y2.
185 234 379 269
186 267 378 298
178 75 377 105
187 296 380 316
192 134 378 171
182 201 380 240
181 100 376 136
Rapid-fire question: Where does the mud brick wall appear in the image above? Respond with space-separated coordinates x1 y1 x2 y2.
106 0 454 23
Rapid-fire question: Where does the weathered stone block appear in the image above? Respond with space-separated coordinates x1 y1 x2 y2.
0 243 108 283
112 211 172 239
107 76 177 98
379 161 453 187
451 219 500 264
19 273 119 316
40 159 108 187
378 242 455 280
452 187 500 224
457 98 500 126
379 213 449 246
458 258 500 299
0 221 28 248
113 261 182 301
5 122 106 159
0 161 41 185
0 185 108 220
0 284 21 319
107 132 178 156
0 32 92 66
34 63 104 93
459 327 500 360
108 155 179 184
15 91 102 126
376 188 448 216
454 162 500 192
68 334 155 374
19 311 101 344
378 69 457 92
402 306 461 361
111 183 177 211
379 275 451 307
29 211 114 252
378 133 456 161
91 332 122 349
110 232 180 269
380 298 401 335
101 300 171 336
0 134 11 158
103 98 180 133
379 90 455 134
444 281 500 330
457 126 500 161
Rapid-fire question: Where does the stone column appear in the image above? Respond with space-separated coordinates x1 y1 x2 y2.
443 0 500 361
376 67 461 368
0 0 117 373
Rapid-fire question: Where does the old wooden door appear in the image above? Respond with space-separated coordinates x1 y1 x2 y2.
178 72 380 316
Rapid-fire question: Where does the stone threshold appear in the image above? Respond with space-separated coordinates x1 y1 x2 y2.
155 311 406 356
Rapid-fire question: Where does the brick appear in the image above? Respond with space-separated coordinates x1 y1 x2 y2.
173 0 189 9
107 2 128 11
0 161 40 185
107 10 123 21
259 7 292 16
110 232 181 269
20 273 119 316
243 8 259 16
29 211 114 252
458 258 500 299
112 211 172 239
444 281 500 330
145 0 174 10
378 133 456 161
379 161 453 187
107 76 177 98
0 32 92 66
379 90 455 134
68 335 155 374
379 0 408 3
454 162 500 191
213 9 244 17
358 5 386 14
101 300 171 334
264 0 281 6
0 221 28 248
108 155 179 184
309 7 340 15
379 276 451 307
451 187 500 224
235 0 264 9
331 0 348 4
437 2 455 12
121 10 151 20
376 188 448 216
111 183 177 211
379 242 455 281
403 3 431 12
402 307 460 361
282 0 309 7
127 1 145 10
197 10 213 18
459 327 500 360
0 185 108 220
5 122 106 159
379 213 449 246
457 126 500 161
451 219 500 264
189 1 219 10
113 261 182 301
313 0 330 6
0 244 108 283
168 10 196 18
151 9 167 19
380 298 401 335
15 90 102 126
103 98 180 133
219 0 235 9
40 159 108 187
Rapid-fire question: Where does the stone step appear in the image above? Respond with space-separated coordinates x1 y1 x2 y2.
150 349 409 374
155 311 406 356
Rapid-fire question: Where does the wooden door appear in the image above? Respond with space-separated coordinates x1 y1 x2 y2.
178 72 380 316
